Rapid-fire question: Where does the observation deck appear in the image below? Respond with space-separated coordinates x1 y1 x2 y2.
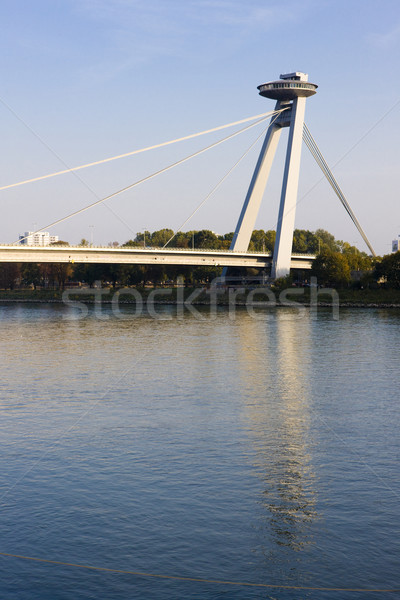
258 72 317 101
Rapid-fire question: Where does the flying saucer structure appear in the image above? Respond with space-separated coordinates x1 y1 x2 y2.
258 74 317 101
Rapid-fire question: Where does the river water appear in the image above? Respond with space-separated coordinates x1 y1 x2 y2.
0 303 399 599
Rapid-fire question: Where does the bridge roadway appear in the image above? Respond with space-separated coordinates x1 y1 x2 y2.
0 245 315 269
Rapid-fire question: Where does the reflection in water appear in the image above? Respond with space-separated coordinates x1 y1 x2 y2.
1 305 399 597
234 309 318 554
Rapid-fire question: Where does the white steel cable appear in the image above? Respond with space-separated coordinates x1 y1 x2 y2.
302 124 376 256
304 128 376 256
0 96 138 237
304 129 371 251
1 110 283 193
15 113 282 244
303 128 354 214
163 111 285 248
162 126 269 248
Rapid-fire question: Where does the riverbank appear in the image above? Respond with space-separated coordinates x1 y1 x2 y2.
1 287 400 307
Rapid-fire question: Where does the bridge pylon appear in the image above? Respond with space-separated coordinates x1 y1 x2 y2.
226 72 317 279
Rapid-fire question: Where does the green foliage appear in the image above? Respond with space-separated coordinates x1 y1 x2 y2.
292 229 319 253
50 240 70 246
134 230 151 246
20 263 43 289
51 263 73 290
4 228 375 290
193 230 221 249
249 229 276 252
314 229 341 252
272 274 293 290
73 264 104 287
311 248 351 287
264 230 276 252
149 229 175 247
217 234 231 250
122 239 141 248
374 251 400 287
174 232 190 248
101 264 131 288
0 263 21 289
340 244 373 271
126 265 148 286
192 265 222 283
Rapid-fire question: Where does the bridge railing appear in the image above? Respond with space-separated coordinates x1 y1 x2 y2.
1 243 315 257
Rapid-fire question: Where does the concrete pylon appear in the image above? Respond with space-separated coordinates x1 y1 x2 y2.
227 102 283 253
226 72 317 279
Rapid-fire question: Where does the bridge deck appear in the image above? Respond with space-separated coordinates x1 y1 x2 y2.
0 245 315 269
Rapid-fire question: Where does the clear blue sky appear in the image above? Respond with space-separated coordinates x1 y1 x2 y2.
1 0 399 254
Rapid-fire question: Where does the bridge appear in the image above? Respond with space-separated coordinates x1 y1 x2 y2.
0 244 315 270
0 71 375 278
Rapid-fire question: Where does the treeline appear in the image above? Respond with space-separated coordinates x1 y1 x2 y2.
119 226 368 256
0 228 398 289
311 248 400 288
0 261 222 291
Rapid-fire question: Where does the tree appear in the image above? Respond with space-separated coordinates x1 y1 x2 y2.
0 263 21 289
135 231 151 246
292 229 319 253
101 264 130 288
218 232 233 250
311 248 351 287
194 230 220 249
21 263 43 289
264 230 276 252
40 263 57 288
314 229 341 252
174 232 190 248
126 265 148 286
150 229 175 247
122 239 141 248
374 252 400 287
146 265 168 286
341 244 373 271
192 265 222 284
52 263 73 290
250 229 266 251
72 263 104 287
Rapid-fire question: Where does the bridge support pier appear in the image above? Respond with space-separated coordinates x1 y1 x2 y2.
271 95 306 279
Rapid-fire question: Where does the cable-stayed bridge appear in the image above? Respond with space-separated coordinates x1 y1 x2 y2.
0 72 374 276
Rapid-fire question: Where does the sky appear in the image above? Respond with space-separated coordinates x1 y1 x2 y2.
0 0 399 255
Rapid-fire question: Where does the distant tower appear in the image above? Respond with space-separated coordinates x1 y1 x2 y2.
228 72 317 278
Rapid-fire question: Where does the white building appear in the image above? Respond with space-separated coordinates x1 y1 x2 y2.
19 231 59 246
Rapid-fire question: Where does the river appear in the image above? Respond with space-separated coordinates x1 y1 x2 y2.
0 303 399 599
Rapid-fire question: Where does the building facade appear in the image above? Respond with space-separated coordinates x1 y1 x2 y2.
18 231 59 246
